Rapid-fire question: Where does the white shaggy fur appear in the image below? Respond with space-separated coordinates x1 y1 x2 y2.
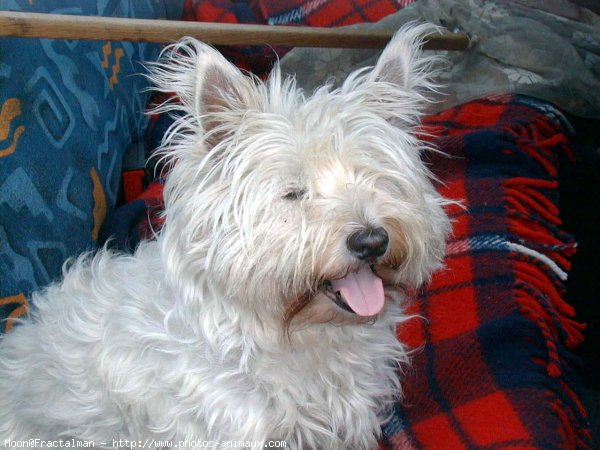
0 24 450 449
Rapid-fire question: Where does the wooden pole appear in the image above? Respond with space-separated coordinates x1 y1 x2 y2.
0 11 469 50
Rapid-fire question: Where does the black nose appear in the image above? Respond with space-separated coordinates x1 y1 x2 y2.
347 226 389 260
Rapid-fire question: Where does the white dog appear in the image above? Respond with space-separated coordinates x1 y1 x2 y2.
0 24 450 449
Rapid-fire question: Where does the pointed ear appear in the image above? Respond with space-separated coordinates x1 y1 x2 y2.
194 48 256 148
150 38 257 150
369 23 440 90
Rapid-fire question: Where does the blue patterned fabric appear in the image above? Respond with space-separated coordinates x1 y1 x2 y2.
0 0 183 331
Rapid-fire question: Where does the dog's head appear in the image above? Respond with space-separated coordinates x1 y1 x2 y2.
151 24 451 329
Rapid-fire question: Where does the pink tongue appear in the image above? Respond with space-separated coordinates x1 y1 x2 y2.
330 266 385 316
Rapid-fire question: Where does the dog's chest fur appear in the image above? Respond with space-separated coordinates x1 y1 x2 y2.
95 257 405 448
15 244 403 448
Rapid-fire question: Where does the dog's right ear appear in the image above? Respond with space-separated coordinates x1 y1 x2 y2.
193 43 259 149
150 38 258 151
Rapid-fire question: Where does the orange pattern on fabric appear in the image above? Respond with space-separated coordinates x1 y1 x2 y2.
109 48 125 90
0 98 25 158
101 43 124 90
90 167 106 241
101 42 112 69
0 293 29 333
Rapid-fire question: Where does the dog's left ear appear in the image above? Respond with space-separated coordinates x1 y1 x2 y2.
368 22 439 91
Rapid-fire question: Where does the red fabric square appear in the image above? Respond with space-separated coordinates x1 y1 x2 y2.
397 302 424 349
454 392 531 446
188 2 238 23
437 179 466 207
448 212 470 241
428 286 479 343
412 414 466 449
428 255 474 291
308 1 354 26
361 1 399 22
455 102 506 128
122 170 146 204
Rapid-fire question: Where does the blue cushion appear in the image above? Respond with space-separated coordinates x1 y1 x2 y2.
0 0 183 331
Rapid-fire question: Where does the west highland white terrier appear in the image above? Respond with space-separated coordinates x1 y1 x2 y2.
0 24 450 449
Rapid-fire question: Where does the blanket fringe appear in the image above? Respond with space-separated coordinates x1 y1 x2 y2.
501 116 590 448
504 177 583 369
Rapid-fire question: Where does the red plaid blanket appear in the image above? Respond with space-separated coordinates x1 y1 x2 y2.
380 95 591 449
104 94 591 449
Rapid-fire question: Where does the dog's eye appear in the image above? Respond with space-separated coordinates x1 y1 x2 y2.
282 188 307 201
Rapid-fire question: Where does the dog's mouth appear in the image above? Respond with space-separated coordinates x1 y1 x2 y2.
322 265 385 316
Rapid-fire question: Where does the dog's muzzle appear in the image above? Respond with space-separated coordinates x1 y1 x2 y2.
321 226 388 316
